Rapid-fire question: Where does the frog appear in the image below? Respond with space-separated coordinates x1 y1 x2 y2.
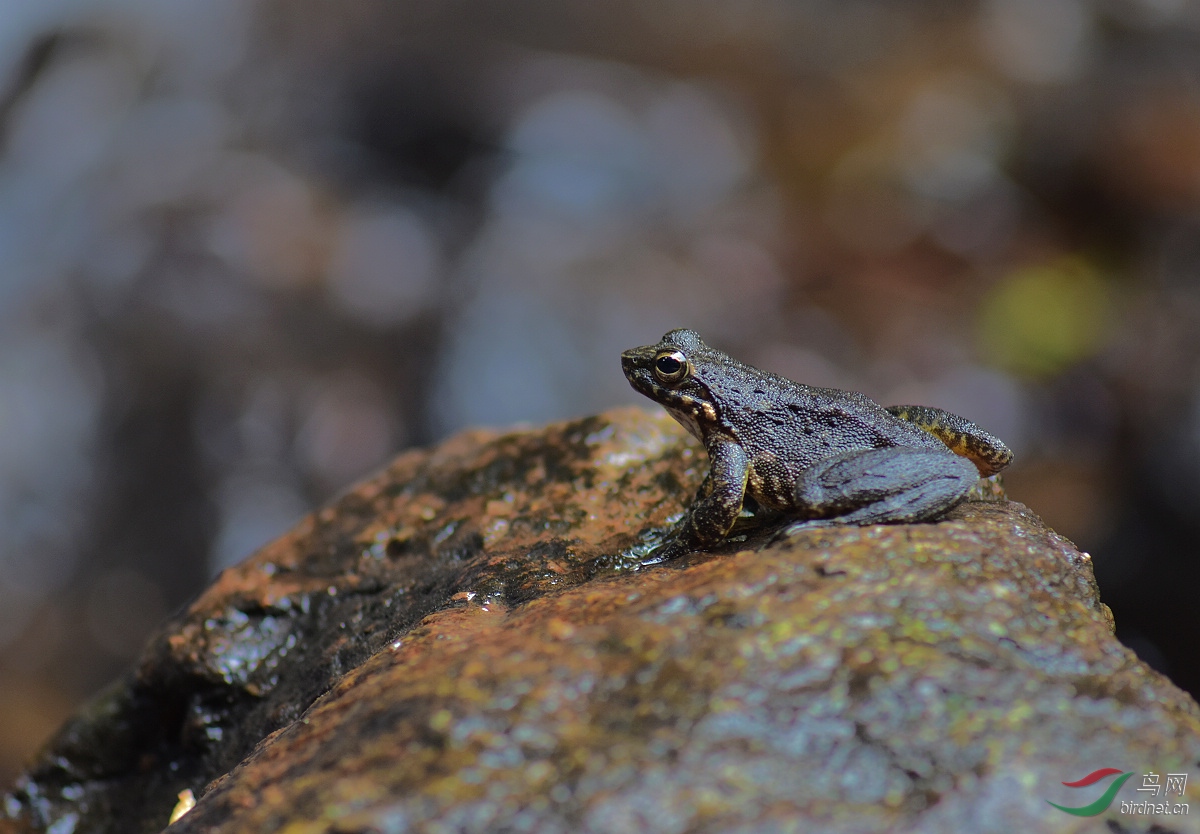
621 328 1013 560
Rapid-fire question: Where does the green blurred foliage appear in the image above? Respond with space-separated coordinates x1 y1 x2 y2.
977 257 1113 378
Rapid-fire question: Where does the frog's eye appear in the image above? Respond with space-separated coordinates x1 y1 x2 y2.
653 350 689 384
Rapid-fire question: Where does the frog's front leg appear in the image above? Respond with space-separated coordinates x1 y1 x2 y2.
791 446 980 526
654 437 749 561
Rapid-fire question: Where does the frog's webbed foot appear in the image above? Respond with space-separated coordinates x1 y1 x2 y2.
789 446 980 529
640 537 689 565
642 518 722 564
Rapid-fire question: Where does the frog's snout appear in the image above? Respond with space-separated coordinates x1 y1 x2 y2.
620 346 648 374
620 346 656 391
620 355 638 386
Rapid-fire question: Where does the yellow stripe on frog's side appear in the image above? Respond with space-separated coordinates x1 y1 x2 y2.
886 405 1013 477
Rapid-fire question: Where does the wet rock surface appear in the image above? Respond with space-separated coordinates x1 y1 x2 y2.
3 408 1199 834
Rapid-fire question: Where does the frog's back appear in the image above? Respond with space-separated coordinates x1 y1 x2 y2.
709 361 946 470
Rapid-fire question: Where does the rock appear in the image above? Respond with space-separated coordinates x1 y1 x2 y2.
2 408 1198 834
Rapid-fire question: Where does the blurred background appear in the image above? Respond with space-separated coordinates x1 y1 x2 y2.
2 0 1199 783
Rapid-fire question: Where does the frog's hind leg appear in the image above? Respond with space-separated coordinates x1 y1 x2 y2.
885 404 1013 477
792 447 981 526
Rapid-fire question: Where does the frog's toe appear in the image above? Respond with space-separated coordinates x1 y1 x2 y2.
642 536 694 564
772 518 839 542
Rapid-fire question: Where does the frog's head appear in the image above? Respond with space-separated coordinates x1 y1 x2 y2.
621 328 721 442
